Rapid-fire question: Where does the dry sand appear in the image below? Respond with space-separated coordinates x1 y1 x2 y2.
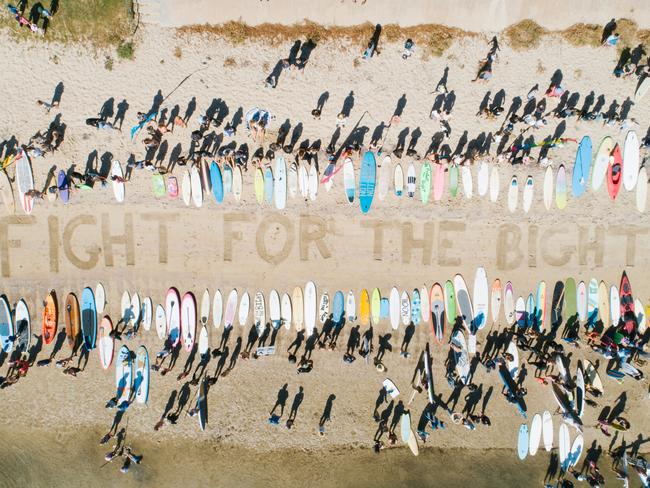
0 15 649 487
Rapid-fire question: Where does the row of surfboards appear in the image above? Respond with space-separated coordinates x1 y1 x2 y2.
517 412 583 470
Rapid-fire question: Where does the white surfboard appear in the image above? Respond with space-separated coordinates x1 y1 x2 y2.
95 283 106 315
304 281 316 335
394 163 404 197
610 285 620 325
389 287 400 330
343 158 355 204
182 170 191 206
623 130 639 191
281 293 292 330
504 282 515 326
543 166 553 210
198 325 209 355
577 281 587 323
155 304 166 339
568 435 584 468
212 289 222 329
308 164 318 201
400 290 411 326
477 161 489 197
542 410 553 451
274 157 287 210
292 286 304 331
558 423 570 467
461 166 473 199
636 167 647 212
199 289 210 327
635 298 646 334
121 291 131 325
522 176 534 213
232 165 243 201
506 340 519 378
224 289 238 329
190 165 203 207
130 293 141 326
142 296 153 331
269 289 281 329
318 291 330 323
489 165 499 202
253 291 265 334
378 155 392 200
111 160 125 203
238 291 250 326
529 413 542 456
592 136 613 192
406 162 416 198
15 149 35 214
346 291 356 322
298 164 309 199
507 175 518 213
288 162 298 199
472 267 488 331
420 285 430 326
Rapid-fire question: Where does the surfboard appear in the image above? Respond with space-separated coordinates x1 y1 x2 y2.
400 411 411 443
572 135 592 198
472 267 488 332
115 345 132 409
454 274 473 335
451 330 470 384
331 291 344 325
292 287 304 331
308 164 318 201
264 166 274 204
181 170 192 206
371 288 381 325
420 161 431 203
274 157 287 210
443 280 456 327
564 278 577 321
491 279 502 324
165 287 181 345
209 161 223 204
64 293 80 351
525 294 535 328
190 166 203 207
120 291 131 328
635 299 646 334
80 287 96 350
140 296 152 331
515 296 526 328
610 285 620 326
0 296 14 355
576 281 587 323
411 289 421 325
14 299 30 352
489 165 499 202
542 410 553 451
449 163 459 198
200 159 211 193
575 366 586 419
155 304 166 340
0 170 15 213
592 136 614 192
359 289 370 326
298 164 308 199
181 292 197 352
389 287 400 330
522 176 534 213
359 151 376 213
322 162 335 192
281 293 292 330
558 423 570 468
14 150 34 214
377 155 392 201
461 165 473 199
343 158 355 204
529 413 541 456
567 434 584 469
583 359 603 395
224 289 237 330
135 345 149 404
420 285 430 327
623 130 639 191
304 281 316 335
585 279 598 329
383 378 400 399
636 167 647 212
98 317 114 371
318 292 330 324
223 163 233 194
394 163 404 197
346 291 356 322
406 162 416 198
504 282 515 326
254 167 265 204
109 160 125 203
540 166 552 210
238 291 250 327
197 376 208 431
517 423 529 460
212 289 222 329
287 162 298 200
197 290 209 329
535 281 546 331
598 281 609 329
608 144 622 199
506 340 519 378
476 161 488 197
400 290 411 326
253 291 265 335
430 283 445 343
507 175 518 213
556 164 567 209
269 289 281 329
432 163 445 201
635 75 650 102
166 175 178 199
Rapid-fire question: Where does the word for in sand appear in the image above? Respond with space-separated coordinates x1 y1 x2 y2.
0 213 646 277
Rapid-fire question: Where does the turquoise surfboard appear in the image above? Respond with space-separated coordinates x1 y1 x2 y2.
572 135 592 198
210 161 224 203
359 151 376 214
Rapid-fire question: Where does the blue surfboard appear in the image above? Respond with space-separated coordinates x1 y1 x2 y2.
571 135 592 198
359 151 376 214
81 287 97 350
264 167 274 204
58 170 70 204
517 424 529 460
411 289 421 325
209 161 224 203
130 111 157 140
380 298 389 319
332 291 345 326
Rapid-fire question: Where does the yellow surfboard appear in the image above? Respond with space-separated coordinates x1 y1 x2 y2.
598 281 609 329
371 288 381 325
359 289 370 326
254 167 264 204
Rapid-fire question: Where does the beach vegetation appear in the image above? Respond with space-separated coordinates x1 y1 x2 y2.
117 41 134 59
561 23 601 47
223 57 237 67
504 20 547 50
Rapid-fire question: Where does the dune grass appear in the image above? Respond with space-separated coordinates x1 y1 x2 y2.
1 0 134 48
503 20 548 50
560 23 601 47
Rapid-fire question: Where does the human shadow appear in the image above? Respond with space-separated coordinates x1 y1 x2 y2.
270 383 289 417
318 394 336 430
287 386 304 425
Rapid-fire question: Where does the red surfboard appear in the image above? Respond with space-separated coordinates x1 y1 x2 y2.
607 144 622 200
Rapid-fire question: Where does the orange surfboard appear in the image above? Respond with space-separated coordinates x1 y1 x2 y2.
42 291 58 345
64 292 80 350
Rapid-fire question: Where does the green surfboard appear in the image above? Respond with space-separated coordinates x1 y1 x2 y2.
449 164 459 198
371 288 381 325
564 278 577 320
152 174 166 197
420 162 432 204
444 280 456 326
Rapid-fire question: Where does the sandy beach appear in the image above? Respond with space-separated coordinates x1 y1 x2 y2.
0 2 649 486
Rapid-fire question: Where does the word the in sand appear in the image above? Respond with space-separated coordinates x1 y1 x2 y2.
0 214 646 276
